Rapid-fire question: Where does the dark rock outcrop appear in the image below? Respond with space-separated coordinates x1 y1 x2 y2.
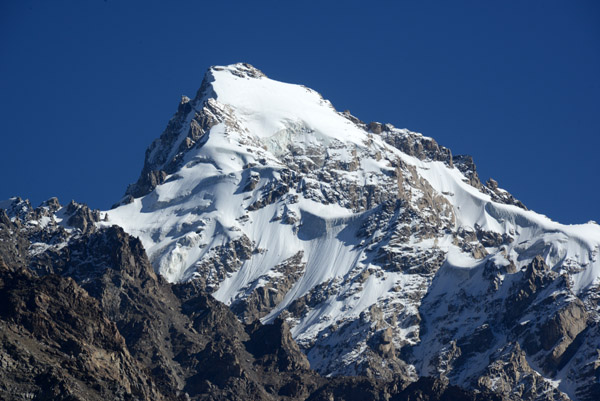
65 200 101 234
370 123 453 167
453 155 527 209
0 263 165 400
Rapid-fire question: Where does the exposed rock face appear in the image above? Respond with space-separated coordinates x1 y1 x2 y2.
0 209 29 270
373 122 454 167
0 259 165 400
193 234 256 292
452 155 527 210
65 200 101 234
415 255 595 401
0 205 497 401
476 342 569 401
453 155 483 189
484 178 527 210
245 318 311 372
231 251 306 323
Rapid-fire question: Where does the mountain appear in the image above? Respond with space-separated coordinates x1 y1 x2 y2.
0 198 494 401
2 63 600 400
104 63 600 399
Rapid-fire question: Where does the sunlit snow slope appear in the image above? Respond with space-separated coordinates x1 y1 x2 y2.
105 63 600 400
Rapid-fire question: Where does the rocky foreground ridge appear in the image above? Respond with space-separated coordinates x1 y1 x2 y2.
0 200 495 400
2 63 600 400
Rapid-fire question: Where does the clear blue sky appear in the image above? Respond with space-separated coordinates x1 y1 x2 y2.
1 0 598 224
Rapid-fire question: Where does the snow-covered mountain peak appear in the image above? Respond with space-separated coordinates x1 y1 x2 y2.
121 63 376 202
111 63 600 292
99 64 600 400
202 63 367 151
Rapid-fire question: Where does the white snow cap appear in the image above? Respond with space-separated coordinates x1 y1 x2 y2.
201 63 366 147
103 64 600 394
107 62 600 291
